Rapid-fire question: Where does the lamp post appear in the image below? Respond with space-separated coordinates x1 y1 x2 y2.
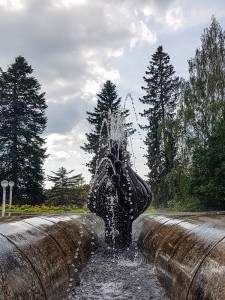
8 181 14 216
1 180 8 217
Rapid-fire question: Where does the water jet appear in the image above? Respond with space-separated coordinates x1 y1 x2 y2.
87 110 151 248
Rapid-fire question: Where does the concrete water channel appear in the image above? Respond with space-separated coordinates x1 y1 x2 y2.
1 212 225 299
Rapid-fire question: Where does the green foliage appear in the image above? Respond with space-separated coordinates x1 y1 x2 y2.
47 167 85 206
180 16 225 151
69 184 90 208
168 16 225 212
167 196 203 212
0 56 47 205
166 161 191 200
139 45 182 207
190 116 225 210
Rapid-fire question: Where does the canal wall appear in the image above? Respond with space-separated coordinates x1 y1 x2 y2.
133 213 225 300
1 212 225 299
0 213 104 300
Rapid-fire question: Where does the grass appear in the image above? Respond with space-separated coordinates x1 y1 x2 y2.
145 206 171 214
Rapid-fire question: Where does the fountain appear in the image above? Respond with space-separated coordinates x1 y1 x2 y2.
87 110 151 248
1 105 225 299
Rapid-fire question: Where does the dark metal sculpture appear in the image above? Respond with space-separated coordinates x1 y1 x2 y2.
88 139 151 248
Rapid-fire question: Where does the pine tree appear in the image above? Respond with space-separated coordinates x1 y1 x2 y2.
81 80 134 174
47 167 84 206
0 56 47 204
139 46 181 207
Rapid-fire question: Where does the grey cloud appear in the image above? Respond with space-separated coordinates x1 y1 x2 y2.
45 97 93 134
1 0 224 184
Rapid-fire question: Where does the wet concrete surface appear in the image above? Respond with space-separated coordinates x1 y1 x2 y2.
0 213 104 300
134 213 225 300
66 244 168 300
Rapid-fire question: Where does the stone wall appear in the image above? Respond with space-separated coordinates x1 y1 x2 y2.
0 213 104 300
133 213 225 300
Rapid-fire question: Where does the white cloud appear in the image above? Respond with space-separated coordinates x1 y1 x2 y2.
0 0 25 11
130 20 157 47
165 4 183 30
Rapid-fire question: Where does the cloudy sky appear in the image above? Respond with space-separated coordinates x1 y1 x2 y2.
1 0 225 188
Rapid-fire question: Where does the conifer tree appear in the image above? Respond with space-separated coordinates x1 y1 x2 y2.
47 167 84 206
140 46 181 207
0 56 47 204
81 80 133 174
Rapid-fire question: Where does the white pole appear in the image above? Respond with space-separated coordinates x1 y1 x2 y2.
1 180 9 217
9 186 12 209
2 187 6 217
8 181 14 217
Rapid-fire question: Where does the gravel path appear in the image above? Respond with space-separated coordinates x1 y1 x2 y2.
66 244 168 300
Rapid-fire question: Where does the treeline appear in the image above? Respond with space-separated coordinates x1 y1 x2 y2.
1 16 224 211
83 16 225 212
0 57 87 207
139 16 225 211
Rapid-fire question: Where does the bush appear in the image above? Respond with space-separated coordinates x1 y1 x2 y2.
168 196 203 212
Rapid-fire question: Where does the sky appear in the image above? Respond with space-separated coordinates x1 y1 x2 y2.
0 0 225 188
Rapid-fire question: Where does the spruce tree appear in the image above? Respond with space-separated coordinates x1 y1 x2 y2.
81 80 133 174
140 46 180 207
47 167 84 206
0 56 47 204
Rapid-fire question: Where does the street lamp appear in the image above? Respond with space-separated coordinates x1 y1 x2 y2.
1 180 8 217
8 181 14 216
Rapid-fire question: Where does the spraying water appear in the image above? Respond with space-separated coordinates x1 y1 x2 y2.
88 107 151 248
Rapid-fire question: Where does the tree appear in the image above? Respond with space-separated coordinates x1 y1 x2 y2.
71 184 90 208
0 56 47 204
47 167 84 206
139 46 181 207
181 16 225 150
167 16 225 211
81 80 134 174
190 115 225 210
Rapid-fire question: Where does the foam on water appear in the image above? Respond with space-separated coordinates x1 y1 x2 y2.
66 244 168 300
